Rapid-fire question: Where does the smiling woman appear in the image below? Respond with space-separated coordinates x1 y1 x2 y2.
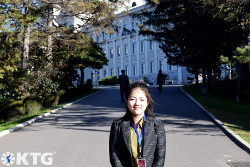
127 88 149 125
109 81 166 167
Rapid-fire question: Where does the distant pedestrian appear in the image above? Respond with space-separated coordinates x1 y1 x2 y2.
157 70 165 93
119 69 129 102
109 81 166 167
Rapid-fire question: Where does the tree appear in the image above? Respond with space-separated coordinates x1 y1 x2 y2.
21 0 41 69
0 0 126 98
220 45 250 102
136 0 249 93
0 0 25 100
1 0 40 70
36 0 124 57
0 32 23 100
52 31 108 87
76 40 108 85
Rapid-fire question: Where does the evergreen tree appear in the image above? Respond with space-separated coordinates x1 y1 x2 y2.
52 31 108 88
136 0 249 93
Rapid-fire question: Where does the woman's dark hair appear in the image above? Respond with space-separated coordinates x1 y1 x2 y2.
122 81 155 120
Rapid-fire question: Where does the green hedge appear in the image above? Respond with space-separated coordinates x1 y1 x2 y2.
43 94 59 108
0 99 25 122
0 81 93 122
98 76 118 85
23 96 43 115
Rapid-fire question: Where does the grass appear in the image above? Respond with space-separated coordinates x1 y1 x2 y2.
0 89 100 132
183 84 250 143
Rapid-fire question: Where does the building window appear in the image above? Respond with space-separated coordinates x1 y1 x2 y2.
141 64 145 74
125 66 128 75
97 71 100 81
117 27 120 37
91 72 94 81
150 62 154 73
140 41 144 52
110 69 113 76
159 60 163 70
169 64 173 70
123 24 128 35
125 44 128 55
104 70 106 78
132 22 136 31
150 40 153 50
110 48 113 58
132 43 136 54
102 32 105 40
133 65 136 76
117 67 120 76
117 46 120 57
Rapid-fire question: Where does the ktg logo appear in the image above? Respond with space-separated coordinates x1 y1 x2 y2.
1 152 54 166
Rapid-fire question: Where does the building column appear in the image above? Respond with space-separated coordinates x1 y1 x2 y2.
145 36 149 75
120 38 124 72
178 66 183 84
154 42 158 73
136 35 140 77
128 36 132 76
113 40 116 76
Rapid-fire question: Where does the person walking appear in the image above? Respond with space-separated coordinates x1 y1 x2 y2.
109 81 166 167
119 69 129 102
157 70 165 93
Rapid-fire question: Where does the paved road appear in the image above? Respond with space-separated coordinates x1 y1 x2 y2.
0 86 249 167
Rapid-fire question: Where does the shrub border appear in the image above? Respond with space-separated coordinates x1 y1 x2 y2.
180 87 250 154
0 89 103 138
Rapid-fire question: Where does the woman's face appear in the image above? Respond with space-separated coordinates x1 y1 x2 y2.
127 88 148 117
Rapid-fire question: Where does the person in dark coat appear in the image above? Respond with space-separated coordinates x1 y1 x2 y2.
119 70 129 102
109 81 166 167
157 70 165 93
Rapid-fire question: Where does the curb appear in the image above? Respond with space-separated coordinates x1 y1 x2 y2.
0 89 103 138
180 87 250 153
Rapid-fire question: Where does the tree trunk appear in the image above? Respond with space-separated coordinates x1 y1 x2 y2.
195 68 199 85
47 4 53 58
202 68 207 94
235 64 241 103
201 48 207 94
80 66 85 85
22 2 30 70
23 25 30 70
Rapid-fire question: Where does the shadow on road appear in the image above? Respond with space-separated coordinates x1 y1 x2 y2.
16 86 224 137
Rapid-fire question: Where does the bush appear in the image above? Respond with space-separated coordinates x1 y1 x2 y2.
142 77 153 85
98 76 118 85
23 96 43 115
0 99 25 122
43 94 59 107
57 89 69 104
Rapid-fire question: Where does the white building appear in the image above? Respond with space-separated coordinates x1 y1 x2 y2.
83 2 193 85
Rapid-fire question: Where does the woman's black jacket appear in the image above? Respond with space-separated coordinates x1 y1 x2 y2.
109 116 166 167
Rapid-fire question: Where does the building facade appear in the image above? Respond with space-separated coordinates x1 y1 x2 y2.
83 4 193 85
